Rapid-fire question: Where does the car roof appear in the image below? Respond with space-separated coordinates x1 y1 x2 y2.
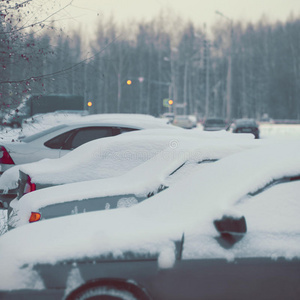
14 113 174 141
19 114 176 143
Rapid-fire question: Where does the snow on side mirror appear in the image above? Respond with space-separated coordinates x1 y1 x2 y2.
214 215 247 248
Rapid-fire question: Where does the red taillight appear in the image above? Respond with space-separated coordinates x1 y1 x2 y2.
24 176 36 194
0 146 14 165
29 212 41 223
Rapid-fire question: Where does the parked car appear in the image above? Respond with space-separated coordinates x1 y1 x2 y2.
0 140 299 299
228 118 260 139
173 115 194 129
187 115 198 128
203 117 228 131
161 112 175 122
0 113 174 174
7 135 260 229
0 129 256 210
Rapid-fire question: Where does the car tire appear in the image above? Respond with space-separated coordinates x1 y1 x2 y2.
69 285 139 300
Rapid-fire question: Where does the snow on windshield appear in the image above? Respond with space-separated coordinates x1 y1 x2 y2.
0 139 299 290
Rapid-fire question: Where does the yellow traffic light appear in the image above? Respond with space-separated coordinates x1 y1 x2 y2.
127 80 132 85
87 101 93 107
168 99 174 105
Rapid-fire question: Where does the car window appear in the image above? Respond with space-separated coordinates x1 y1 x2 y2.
44 130 76 149
205 119 226 125
67 127 115 149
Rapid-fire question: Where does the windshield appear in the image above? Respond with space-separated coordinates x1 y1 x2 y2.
205 119 226 125
236 119 256 126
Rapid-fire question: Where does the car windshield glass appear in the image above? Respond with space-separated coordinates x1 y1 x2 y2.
236 120 256 126
22 124 68 142
205 119 225 125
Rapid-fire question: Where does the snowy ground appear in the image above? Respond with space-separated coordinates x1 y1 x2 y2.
259 123 300 139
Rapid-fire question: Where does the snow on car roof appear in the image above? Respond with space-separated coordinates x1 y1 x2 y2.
0 129 256 191
0 113 175 142
14 135 259 224
44 113 174 129
0 139 299 290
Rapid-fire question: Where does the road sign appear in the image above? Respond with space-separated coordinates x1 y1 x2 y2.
163 98 170 107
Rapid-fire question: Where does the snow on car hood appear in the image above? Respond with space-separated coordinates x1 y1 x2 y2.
0 139 299 290
0 129 256 191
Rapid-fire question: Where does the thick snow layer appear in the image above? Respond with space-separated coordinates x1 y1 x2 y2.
259 123 300 139
0 139 299 290
0 113 174 140
12 136 258 227
0 128 256 191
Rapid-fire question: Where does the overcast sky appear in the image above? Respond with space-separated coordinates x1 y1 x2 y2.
63 0 300 28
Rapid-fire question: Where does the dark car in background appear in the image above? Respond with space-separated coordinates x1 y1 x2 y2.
203 118 228 131
229 118 260 139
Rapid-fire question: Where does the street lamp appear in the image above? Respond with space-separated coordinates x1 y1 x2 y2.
216 10 233 122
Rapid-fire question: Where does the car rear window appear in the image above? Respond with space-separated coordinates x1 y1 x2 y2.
68 127 114 149
205 119 226 125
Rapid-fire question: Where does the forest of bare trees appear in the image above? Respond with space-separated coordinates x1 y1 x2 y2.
1 1 300 121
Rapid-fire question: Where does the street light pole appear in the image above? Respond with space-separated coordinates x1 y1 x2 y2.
216 10 233 122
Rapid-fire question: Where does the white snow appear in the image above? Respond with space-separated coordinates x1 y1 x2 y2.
0 128 256 191
0 113 174 142
11 135 259 227
0 138 299 290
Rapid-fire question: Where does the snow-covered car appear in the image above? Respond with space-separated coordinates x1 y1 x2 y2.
0 140 299 299
0 113 174 174
8 135 259 228
172 115 194 129
228 118 260 139
0 129 256 210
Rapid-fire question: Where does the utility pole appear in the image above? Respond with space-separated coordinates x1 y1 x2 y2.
203 24 210 118
216 10 233 122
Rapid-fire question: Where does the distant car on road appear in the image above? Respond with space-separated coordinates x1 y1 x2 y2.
203 118 228 131
161 112 175 123
228 118 260 139
173 115 194 129
0 140 299 300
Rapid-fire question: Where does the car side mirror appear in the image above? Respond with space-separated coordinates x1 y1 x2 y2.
214 215 247 248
